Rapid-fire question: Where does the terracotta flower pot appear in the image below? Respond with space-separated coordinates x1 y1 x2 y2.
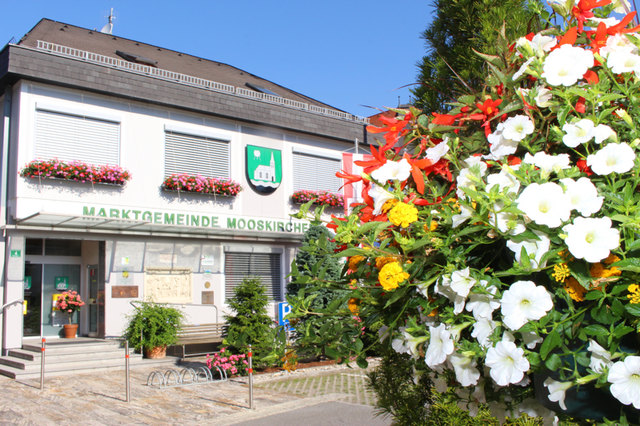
63 324 78 338
144 346 167 359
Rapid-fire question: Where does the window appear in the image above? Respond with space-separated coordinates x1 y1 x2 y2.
292 151 342 192
35 109 120 165
164 131 230 178
224 252 282 300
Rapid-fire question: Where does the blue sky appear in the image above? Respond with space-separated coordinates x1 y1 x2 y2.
0 1 435 118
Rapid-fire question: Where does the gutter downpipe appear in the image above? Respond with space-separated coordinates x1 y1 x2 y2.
0 85 12 355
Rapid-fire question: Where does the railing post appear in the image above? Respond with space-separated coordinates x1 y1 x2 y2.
125 340 131 403
40 337 46 390
248 344 254 409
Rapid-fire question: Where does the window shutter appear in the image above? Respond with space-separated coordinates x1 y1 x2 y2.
35 110 120 165
224 252 282 301
164 132 230 178
292 152 342 192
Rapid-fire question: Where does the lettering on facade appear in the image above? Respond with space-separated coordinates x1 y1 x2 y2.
82 206 308 234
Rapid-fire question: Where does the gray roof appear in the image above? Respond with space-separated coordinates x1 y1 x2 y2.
17 18 340 112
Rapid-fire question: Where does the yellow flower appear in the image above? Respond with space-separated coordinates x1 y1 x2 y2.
552 263 570 282
627 284 640 304
381 199 398 214
348 298 360 314
388 202 418 228
564 277 586 302
378 261 409 291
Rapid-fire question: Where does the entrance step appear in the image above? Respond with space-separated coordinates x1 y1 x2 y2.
0 338 181 379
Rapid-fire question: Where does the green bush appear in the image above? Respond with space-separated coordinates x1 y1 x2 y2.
123 302 183 352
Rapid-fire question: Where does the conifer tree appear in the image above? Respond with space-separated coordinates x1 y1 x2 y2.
413 0 543 113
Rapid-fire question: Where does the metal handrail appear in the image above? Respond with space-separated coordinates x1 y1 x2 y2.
34 40 370 125
1 298 23 314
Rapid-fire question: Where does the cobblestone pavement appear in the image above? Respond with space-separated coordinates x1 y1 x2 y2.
0 358 390 425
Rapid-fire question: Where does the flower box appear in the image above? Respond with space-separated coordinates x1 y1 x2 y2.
291 190 344 208
162 173 242 197
20 159 131 185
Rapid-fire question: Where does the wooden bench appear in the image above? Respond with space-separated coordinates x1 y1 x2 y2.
174 323 226 358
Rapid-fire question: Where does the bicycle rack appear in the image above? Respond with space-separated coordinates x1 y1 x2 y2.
146 366 227 388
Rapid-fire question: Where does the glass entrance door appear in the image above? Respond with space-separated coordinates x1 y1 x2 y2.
42 264 81 337
23 263 42 337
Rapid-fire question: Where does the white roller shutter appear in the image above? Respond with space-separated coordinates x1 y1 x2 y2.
35 109 120 165
292 152 342 192
164 131 230 178
224 252 282 301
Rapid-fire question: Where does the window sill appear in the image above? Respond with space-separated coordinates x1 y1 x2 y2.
22 176 128 187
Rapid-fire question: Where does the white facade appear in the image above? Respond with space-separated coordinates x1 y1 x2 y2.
0 80 357 350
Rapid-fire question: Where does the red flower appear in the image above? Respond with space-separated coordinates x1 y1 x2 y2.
572 0 611 33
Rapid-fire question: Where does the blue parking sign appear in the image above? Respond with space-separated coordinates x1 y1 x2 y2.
278 302 293 331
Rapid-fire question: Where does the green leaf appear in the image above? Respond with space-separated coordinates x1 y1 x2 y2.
384 286 410 309
611 258 640 273
540 329 562 360
613 324 634 338
324 346 341 360
625 304 640 316
356 355 369 369
583 324 609 336
545 353 562 371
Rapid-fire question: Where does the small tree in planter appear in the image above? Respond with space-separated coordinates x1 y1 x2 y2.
123 302 183 358
223 277 274 367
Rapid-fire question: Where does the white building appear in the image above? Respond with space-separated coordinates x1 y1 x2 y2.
0 19 367 352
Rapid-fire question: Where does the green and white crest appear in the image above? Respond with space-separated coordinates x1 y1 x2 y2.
246 145 282 194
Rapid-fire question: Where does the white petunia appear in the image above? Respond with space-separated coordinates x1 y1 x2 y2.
452 204 475 229
523 152 571 174
593 124 616 144
601 33 637 59
513 57 535 80
371 159 412 183
391 327 425 357
485 339 530 386
588 339 613 373
607 49 640 75
449 267 476 299
517 182 571 228
613 0 632 14
368 184 395 214
487 124 520 160
518 399 558 426
425 139 450 163
543 378 573 410
466 283 500 320
486 167 521 195
563 216 620 263
425 323 455 368
521 331 543 349
586 142 636 175
500 280 553 331
534 86 553 108
449 352 481 387
562 119 595 148
542 44 594 86
502 115 535 141
608 356 640 409
507 232 551 269
492 204 526 236
560 177 603 216
471 317 497 348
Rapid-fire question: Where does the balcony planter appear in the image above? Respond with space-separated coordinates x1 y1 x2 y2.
291 190 344 208
162 173 242 197
20 159 131 186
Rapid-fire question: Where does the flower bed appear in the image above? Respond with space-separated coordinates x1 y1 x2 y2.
206 348 248 376
291 190 344 208
290 1 640 424
20 159 131 185
162 173 242 197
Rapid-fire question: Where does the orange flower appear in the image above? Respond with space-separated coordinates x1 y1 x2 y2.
348 298 360 314
375 257 397 270
348 256 365 271
564 277 586 302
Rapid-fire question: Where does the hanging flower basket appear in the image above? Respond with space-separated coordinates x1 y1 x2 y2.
291 190 344 208
162 173 242 197
20 159 131 185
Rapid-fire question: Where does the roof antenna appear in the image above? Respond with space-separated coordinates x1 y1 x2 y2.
100 8 115 34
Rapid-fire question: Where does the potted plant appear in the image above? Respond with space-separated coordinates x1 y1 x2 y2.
291 190 344 208
55 290 84 338
123 301 183 359
20 158 131 185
